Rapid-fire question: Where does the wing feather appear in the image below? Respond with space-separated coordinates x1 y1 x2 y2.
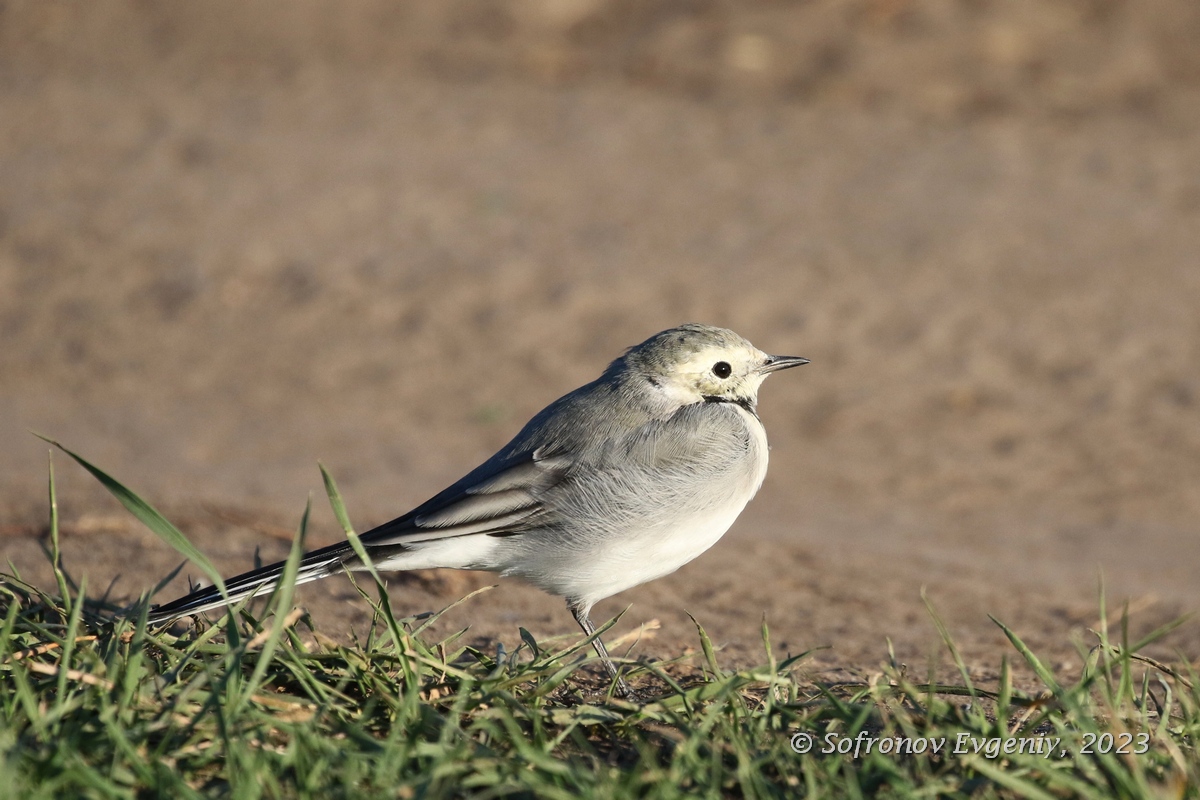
415 489 537 527
357 451 571 547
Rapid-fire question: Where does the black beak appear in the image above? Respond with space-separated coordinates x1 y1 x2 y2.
761 355 810 373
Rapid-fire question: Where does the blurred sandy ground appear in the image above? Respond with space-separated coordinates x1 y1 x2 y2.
2 1 1199 678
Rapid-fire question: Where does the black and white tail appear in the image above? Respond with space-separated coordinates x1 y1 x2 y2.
146 540 355 624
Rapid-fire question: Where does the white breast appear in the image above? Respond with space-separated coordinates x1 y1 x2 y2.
556 405 770 608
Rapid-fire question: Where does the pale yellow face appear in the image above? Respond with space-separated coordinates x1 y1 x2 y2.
658 342 773 407
617 323 807 411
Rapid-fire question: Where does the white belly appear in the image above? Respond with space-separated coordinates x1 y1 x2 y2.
543 405 770 608
568 493 753 607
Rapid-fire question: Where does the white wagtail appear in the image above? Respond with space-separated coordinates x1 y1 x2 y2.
149 323 807 696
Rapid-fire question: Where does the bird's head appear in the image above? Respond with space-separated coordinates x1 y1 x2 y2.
612 323 808 412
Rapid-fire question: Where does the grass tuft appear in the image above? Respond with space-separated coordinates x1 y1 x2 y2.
0 453 1196 796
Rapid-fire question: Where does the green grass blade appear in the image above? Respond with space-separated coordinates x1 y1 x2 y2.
923 588 976 697
36 434 228 601
320 462 388 594
54 575 86 719
965 758 1059 800
46 452 72 613
319 462 355 537
1128 613 1195 654
234 497 312 713
990 615 1064 698
687 612 725 681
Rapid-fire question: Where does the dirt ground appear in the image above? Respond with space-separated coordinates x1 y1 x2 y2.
2 1 1199 686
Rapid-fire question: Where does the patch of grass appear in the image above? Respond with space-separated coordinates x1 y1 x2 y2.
0 453 1196 798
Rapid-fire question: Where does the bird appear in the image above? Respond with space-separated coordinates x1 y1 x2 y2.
148 323 808 697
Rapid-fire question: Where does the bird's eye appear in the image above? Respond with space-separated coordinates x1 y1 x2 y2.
712 361 732 378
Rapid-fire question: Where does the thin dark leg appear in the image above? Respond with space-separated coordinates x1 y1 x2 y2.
568 602 637 699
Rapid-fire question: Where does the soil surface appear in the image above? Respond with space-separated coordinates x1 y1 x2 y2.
3 1 1199 687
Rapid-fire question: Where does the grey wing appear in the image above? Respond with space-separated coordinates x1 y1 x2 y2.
356 448 573 548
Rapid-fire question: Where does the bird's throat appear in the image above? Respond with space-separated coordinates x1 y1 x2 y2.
701 394 757 415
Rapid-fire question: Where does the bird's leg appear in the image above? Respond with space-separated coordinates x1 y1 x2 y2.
568 601 638 700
